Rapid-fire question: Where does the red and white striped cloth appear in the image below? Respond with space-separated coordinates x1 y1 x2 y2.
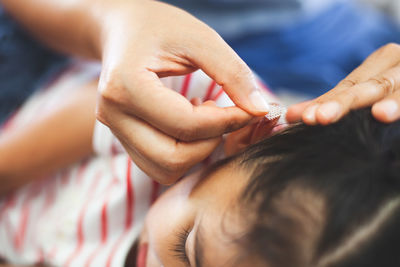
0 64 279 266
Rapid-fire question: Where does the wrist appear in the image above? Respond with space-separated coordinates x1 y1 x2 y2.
85 0 146 60
76 0 108 60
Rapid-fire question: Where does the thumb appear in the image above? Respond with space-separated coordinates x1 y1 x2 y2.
186 29 270 116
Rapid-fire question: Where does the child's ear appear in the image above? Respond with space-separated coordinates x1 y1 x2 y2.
224 117 278 156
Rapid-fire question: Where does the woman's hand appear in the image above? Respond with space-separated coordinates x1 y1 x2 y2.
95 1 269 183
2 0 270 184
286 43 400 125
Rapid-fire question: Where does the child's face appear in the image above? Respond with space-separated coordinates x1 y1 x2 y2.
138 161 253 267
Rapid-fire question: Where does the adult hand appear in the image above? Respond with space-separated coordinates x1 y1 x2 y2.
2 0 270 184
286 43 400 125
95 1 270 184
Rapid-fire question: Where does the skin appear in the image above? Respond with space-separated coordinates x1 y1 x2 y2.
2 1 399 185
1 0 269 185
139 161 254 267
287 43 400 125
0 77 276 265
3 2 398 262
135 109 277 267
0 166 258 267
0 81 97 195
0 79 275 194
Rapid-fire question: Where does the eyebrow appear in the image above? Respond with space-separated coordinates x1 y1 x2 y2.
194 225 205 267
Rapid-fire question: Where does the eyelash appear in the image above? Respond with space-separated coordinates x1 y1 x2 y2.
171 228 191 265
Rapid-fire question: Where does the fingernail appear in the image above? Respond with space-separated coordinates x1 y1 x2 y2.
318 101 341 122
249 90 270 113
303 104 318 124
375 99 398 120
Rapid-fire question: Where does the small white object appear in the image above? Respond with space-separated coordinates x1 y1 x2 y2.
265 103 287 121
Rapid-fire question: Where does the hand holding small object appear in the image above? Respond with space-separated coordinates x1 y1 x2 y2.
2 0 270 184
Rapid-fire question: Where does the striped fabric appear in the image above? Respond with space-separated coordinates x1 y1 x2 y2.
0 64 277 266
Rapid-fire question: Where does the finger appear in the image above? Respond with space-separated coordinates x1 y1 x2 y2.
117 137 170 183
302 104 320 125
288 43 400 123
286 101 312 123
183 28 270 116
107 109 222 184
288 89 351 124
98 70 253 142
372 90 400 123
339 43 400 85
117 136 197 185
315 65 400 124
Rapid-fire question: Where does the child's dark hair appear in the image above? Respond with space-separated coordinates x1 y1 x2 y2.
236 108 400 267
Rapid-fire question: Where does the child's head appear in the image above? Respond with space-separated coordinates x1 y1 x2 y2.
137 108 400 267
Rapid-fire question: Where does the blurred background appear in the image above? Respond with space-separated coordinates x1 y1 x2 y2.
361 0 400 22
164 0 400 106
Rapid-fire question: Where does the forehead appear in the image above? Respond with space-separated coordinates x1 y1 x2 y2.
190 161 327 267
195 227 264 267
193 213 243 267
189 163 255 267
190 160 249 204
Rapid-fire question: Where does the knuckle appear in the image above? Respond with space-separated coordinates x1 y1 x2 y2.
224 119 237 133
346 89 360 105
369 76 395 95
98 76 126 105
339 79 358 88
159 151 188 177
223 114 244 133
173 128 190 142
172 121 198 141
95 104 110 126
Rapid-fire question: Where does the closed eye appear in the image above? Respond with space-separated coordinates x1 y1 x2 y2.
171 228 191 266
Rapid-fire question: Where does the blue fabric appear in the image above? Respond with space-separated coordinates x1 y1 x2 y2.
165 0 336 39
228 2 400 97
0 7 67 124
